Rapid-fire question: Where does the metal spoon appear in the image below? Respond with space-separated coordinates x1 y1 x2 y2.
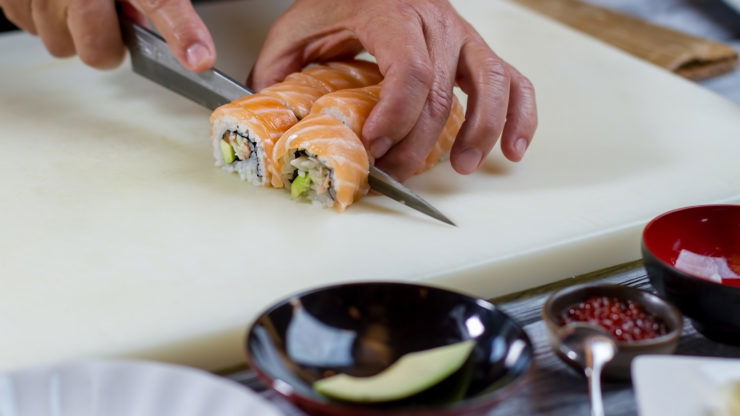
558 323 617 416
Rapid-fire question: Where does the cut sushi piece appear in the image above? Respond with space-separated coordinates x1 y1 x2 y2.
310 85 381 136
309 85 466 172
261 81 327 120
262 61 381 120
302 65 367 91
261 72 332 120
313 340 476 403
282 72 333 94
326 60 383 86
272 114 370 212
210 93 298 186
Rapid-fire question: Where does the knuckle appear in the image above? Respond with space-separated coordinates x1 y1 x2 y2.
404 58 434 89
425 86 453 120
515 75 539 128
517 75 536 99
479 57 510 90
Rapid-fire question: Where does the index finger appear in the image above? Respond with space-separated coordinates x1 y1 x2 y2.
130 0 215 72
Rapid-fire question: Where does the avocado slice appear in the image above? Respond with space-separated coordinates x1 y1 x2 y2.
220 140 236 164
291 172 312 198
314 340 475 403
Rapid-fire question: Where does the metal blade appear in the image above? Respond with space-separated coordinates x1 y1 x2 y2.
121 18 455 226
368 166 456 226
120 19 252 110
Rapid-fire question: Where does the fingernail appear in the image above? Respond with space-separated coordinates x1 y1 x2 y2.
458 148 483 174
515 137 529 158
371 137 394 159
186 43 210 70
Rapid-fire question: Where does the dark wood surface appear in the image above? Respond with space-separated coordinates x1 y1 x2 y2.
228 262 740 415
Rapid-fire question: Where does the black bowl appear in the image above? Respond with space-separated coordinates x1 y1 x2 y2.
642 204 740 344
245 282 533 416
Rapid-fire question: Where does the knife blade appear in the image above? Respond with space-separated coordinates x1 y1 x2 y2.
120 18 455 226
367 166 455 226
121 18 252 109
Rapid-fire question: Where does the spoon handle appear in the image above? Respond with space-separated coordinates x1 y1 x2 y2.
587 362 606 416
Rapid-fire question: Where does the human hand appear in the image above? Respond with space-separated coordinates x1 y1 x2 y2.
0 0 215 71
250 0 538 182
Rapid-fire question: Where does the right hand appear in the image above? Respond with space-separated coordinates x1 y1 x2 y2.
250 0 537 182
0 0 215 71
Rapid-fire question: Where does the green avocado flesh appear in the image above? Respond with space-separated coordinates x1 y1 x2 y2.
220 140 236 164
291 172 312 198
314 340 475 403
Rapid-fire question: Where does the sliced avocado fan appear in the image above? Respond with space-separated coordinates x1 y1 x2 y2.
291 172 312 198
220 140 236 164
314 340 475 403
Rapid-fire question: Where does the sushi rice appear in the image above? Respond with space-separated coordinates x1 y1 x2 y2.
211 115 270 186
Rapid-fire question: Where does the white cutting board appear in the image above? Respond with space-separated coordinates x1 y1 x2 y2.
0 0 739 372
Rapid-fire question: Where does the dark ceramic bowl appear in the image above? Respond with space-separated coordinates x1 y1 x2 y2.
245 282 533 416
642 204 740 344
542 283 682 380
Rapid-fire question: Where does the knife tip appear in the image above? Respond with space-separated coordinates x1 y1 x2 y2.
439 216 457 227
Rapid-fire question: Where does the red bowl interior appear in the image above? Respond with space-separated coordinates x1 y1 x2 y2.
643 205 740 287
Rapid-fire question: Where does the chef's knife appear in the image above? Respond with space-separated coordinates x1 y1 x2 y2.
120 18 455 226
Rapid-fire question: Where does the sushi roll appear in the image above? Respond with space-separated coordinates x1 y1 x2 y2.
272 114 370 212
210 61 381 186
210 94 298 186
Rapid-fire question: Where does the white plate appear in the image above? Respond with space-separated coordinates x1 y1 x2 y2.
633 355 740 416
0 359 282 416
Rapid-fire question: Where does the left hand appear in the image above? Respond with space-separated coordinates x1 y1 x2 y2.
0 0 215 71
249 0 538 182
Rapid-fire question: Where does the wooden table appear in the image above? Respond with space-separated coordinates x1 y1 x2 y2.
227 262 740 415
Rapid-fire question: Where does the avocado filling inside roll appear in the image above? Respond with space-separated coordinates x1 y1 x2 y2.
220 131 265 184
285 150 335 205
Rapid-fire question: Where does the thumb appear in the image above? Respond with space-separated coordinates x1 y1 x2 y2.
248 1 360 91
248 11 311 91
248 29 364 91
248 45 305 91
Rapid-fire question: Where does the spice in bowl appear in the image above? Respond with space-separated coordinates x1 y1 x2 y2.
559 296 669 342
543 283 683 380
